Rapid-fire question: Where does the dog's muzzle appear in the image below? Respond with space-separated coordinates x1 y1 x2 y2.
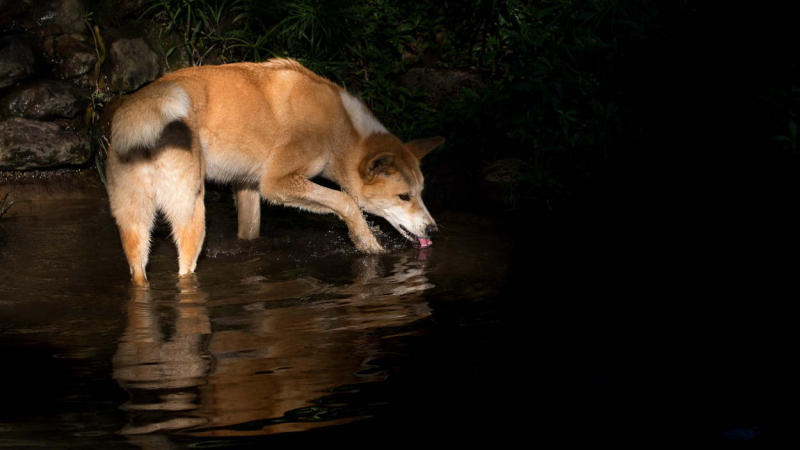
398 224 435 248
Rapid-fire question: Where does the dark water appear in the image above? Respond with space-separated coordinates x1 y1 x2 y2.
0 193 513 448
0 192 787 447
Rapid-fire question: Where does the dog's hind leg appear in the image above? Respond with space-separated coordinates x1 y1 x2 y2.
107 152 157 285
112 192 157 286
234 185 261 240
158 167 206 277
168 191 206 276
154 130 207 277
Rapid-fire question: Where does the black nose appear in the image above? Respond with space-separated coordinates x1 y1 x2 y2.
425 224 438 236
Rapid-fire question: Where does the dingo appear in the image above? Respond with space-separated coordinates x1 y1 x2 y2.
107 58 443 284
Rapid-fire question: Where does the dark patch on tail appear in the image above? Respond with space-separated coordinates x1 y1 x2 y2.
118 120 193 163
157 120 193 150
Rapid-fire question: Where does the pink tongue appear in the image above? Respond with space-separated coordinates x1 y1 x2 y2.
418 238 433 248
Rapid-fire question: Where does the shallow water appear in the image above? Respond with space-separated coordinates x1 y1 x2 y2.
0 192 786 446
0 194 511 447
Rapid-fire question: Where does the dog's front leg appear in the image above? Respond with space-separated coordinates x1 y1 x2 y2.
234 185 261 240
260 174 385 253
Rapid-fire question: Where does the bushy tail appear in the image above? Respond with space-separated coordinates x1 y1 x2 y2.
111 82 190 156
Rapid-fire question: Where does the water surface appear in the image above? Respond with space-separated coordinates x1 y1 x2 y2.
0 192 783 447
0 195 510 447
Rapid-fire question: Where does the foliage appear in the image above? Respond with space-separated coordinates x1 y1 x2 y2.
766 84 800 151
84 16 110 189
140 0 248 64
129 0 685 212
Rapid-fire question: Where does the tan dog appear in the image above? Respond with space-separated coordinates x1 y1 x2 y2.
107 58 443 284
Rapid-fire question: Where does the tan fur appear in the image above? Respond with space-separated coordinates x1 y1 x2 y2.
106 58 444 284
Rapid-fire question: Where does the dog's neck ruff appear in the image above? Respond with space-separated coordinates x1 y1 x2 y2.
339 90 387 138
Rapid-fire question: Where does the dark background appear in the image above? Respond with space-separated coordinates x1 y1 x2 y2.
1 0 795 446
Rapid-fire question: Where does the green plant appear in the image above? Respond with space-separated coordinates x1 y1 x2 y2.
269 0 357 61
129 0 681 213
227 32 272 62
83 16 110 189
142 0 245 65
772 121 798 150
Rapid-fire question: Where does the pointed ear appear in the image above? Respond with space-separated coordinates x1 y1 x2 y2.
406 136 445 160
360 152 396 182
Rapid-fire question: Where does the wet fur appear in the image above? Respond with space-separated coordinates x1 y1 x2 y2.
106 58 443 285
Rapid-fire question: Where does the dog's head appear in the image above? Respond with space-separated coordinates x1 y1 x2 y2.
356 134 445 248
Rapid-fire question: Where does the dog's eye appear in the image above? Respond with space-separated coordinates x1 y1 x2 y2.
398 194 410 201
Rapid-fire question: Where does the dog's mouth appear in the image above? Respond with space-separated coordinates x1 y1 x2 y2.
398 224 432 249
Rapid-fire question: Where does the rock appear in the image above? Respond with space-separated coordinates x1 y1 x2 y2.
0 117 91 169
0 36 35 90
109 38 159 92
43 34 97 79
0 80 88 119
484 158 526 182
398 68 484 106
117 0 146 13
30 0 86 36
479 158 532 210
0 0 31 31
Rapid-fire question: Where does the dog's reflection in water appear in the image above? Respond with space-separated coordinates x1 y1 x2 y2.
113 253 433 439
